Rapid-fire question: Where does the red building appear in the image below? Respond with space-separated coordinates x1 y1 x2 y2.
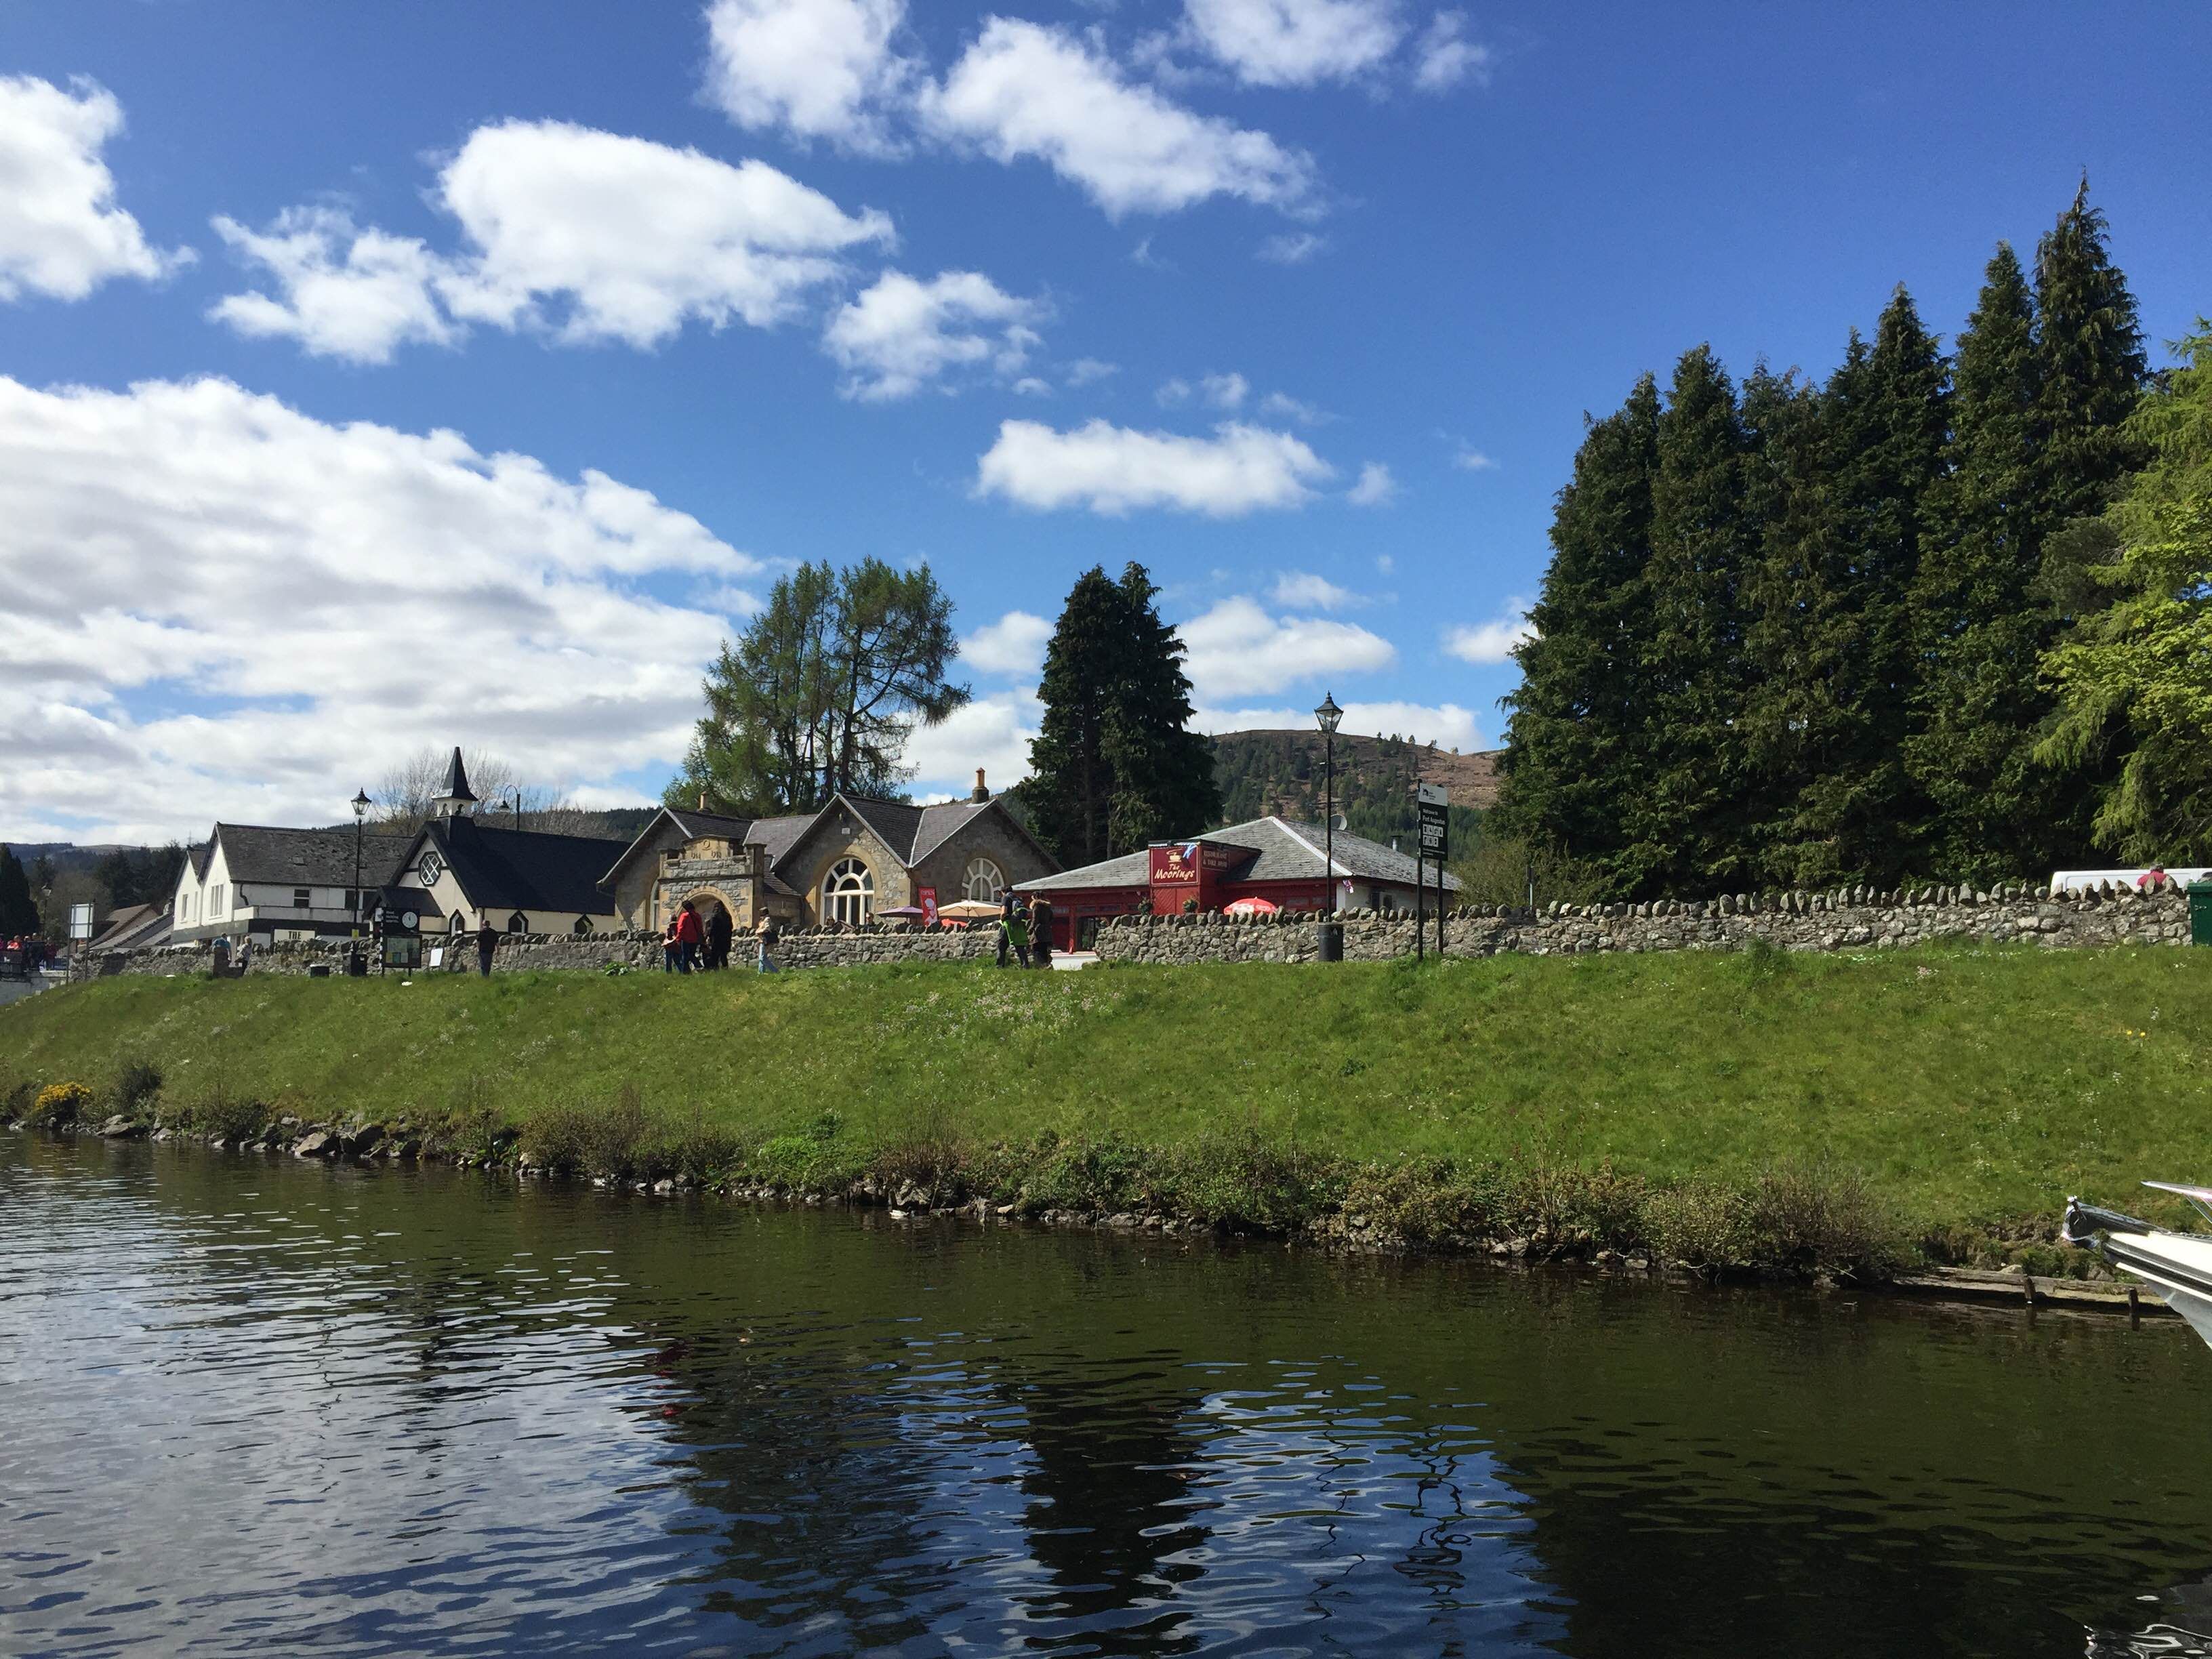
1015 815 1458 952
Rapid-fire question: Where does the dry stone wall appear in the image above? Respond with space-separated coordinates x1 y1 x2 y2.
70 882 2192 982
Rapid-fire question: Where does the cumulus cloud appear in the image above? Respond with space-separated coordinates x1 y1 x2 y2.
1065 357 1119 387
822 268 1043 400
211 120 893 360
1413 10 1493 91
702 0 919 154
0 374 759 841
1181 0 1404 87
1454 445 1498 470
1158 370 1247 410
0 75 190 303
1269 571 1361 611
209 209 459 365
975 418 1332 516
1193 698 1482 750
901 688 1040 797
1259 389 1327 424
1177 595 1393 699
960 609 1053 678
920 18 1318 218
1443 598 1534 663
1347 460 1398 506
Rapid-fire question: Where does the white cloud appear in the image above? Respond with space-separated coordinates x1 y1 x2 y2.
212 120 893 359
1256 230 1328 265
702 0 919 154
1347 460 1398 506
1454 445 1498 470
1375 552 1393 574
920 18 1318 218
209 209 459 365
1156 375 1191 407
1201 370 1248 409
1269 571 1361 611
1012 375 1052 396
1065 357 1118 387
975 418 1332 516
0 374 760 842
1177 595 1393 699
961 609 1052 678
1193 699 1482 750
0 75 190 303
822 268 1042 401
1443 598 1533 663
1413 10 1493 91
901 689 1039 797
1259 389 1327 424
1181 0 1404 87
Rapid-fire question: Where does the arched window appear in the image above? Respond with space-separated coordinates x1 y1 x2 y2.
572 915 594 936
506 911 527 935
823 857 874 925
963 857 1006 903
451 910 466 935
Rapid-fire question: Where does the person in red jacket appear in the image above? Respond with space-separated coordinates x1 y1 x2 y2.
673 899 703 974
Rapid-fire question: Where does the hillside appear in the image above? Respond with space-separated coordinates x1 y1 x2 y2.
1210 730 1498 847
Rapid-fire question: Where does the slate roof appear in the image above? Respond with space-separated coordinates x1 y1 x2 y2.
1015 817 1459 894
426 819 629 916
186 844 211 880
87 903 159 952
214 824 413 888
606 792 1054 891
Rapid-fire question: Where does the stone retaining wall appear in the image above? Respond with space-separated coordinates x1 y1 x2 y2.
70 880 2192 981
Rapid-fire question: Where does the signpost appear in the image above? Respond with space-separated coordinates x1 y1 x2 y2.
1418 782 1449 959
68 903 94 942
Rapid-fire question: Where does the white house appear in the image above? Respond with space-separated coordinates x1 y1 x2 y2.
169 823 411 943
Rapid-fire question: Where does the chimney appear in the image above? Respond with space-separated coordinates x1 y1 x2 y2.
698 790 708 811
970 767 990 804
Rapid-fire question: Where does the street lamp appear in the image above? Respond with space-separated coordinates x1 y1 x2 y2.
351 790 371 965
490 788 524 832
1315 691 1341 918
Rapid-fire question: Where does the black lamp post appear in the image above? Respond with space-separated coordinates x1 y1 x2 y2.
491 788 524 832
1315 691 1341 917
351 790 371 956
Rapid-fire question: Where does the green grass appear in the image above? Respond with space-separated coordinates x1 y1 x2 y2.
5 941 2208 1267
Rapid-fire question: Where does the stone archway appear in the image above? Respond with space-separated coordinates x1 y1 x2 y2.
684 887 740 967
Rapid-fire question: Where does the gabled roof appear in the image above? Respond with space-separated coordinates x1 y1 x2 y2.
87 903 159 952
1015 817 1458 894
424 819 629 916
211 823 413 888
186 843 211 880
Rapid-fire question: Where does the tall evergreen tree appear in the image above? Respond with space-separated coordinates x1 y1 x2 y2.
1026 563 1218 865
2035 176 2150 530
1906 244 2054 880
0 846 38 938
1627 346 1755 895
1496 374 1661 897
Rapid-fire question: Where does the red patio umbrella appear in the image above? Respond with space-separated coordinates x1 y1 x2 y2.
1223 897 1279 916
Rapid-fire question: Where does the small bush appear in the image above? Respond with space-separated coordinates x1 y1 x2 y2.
30 1081 96 1130
523 1084 647 1176
2 1073 35 1124
113 1058 163 1115
634 1105 739 1185
1170 1122 1338 1233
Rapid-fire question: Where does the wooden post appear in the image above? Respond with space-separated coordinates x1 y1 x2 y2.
2128 1284 2142 1327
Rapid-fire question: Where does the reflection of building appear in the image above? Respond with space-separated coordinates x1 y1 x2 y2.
602 771 1055 935
384 750 628 936
1015 815 1460 951
169 823 412 942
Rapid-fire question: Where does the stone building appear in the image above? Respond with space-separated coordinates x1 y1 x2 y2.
602 771 1056 935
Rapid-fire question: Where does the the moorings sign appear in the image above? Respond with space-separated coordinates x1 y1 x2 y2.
1148 842 1242 885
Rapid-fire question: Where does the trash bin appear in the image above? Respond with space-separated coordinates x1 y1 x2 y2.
1316 919 1344 962
346 947 368 978
307 964 331 979
2190 882 2212 947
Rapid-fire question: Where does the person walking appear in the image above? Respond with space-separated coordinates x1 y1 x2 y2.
705 903 733 971
996 887 1015 968
674 899 703 974
755 914 780 974
1005 897 1031 970
1029 897 1054 969
475 916 497 977
661 915 680 972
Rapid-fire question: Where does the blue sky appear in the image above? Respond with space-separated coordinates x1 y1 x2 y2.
3 2 2207 843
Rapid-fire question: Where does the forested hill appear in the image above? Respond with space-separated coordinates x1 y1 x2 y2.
1210 731 1497 846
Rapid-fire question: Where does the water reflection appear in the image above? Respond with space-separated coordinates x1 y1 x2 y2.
4 1131 2212 1657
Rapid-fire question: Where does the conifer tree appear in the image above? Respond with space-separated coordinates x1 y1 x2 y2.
1026 563 1219 865
2036 177 2150 530
1495 374 1660 895
0 846 37 938
1906 245 2053 880
1628 346 1755 894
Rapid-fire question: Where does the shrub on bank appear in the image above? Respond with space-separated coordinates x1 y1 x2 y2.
112 1058 162 1116
30 1081 95 1130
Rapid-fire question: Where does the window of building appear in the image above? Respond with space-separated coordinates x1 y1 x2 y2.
506 912 527 935
572 915 594 936
209 884 226 915
451 911 466 935
293 888 311 909
823 857 874 925
963 857 1006 903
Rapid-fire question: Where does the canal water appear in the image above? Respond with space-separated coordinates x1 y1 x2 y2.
5 1131 2212 1658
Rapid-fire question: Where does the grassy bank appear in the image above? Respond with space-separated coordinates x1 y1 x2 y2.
5 943 2208 1276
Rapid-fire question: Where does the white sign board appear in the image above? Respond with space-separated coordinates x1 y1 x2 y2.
68 903 94 941
1416 781 1449 807
428 947 445 969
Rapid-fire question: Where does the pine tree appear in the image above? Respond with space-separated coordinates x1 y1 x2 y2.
1496 374 1660 897
0 846 38 938
2036 176 2150 529
1027 564 1219 865
1629 346 1755 895
1906 245 2053 880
